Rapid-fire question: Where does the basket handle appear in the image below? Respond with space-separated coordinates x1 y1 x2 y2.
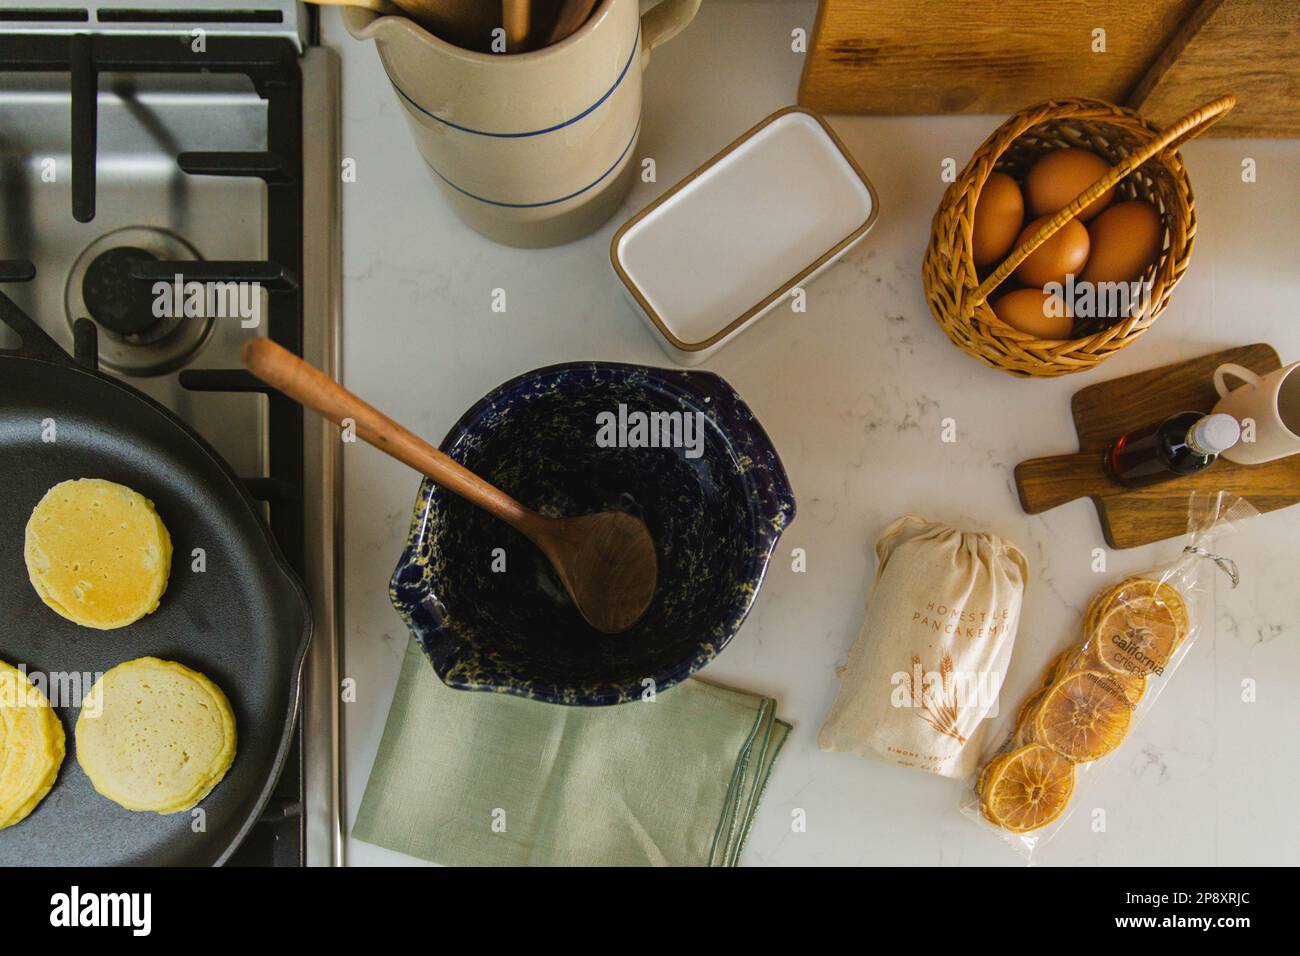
972 94 1236 306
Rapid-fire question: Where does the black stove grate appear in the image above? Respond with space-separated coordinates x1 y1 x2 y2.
0 32 309 867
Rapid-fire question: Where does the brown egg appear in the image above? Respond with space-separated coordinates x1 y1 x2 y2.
1013 215 1090 288
1080 200 1163 285
971 172 1025 267
993 288 1074 339
1025 148 1114 221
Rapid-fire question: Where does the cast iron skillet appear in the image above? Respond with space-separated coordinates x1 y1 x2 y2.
0 291 311 866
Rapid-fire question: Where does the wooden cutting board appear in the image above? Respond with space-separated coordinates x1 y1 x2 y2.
1015 344 1300 549
798 0 1200 115
1128 0 1300 137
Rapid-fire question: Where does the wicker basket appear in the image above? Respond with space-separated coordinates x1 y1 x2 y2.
923 95 1235 378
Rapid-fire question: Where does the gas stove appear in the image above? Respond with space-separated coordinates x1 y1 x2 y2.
0 1 342 866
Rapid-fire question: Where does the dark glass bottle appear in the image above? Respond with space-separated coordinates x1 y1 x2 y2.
1108 411 1240 488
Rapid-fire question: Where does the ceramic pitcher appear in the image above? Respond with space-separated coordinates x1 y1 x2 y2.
343 0 701 248
1213 361 1300 465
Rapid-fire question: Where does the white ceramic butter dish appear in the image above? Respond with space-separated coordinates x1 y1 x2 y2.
611 106 878 365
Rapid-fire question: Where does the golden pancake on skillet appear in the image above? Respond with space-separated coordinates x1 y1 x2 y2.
76 658 236 814
0 659 66 830
24 478 173 630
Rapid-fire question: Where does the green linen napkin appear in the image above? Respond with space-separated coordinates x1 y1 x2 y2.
353 639 791 867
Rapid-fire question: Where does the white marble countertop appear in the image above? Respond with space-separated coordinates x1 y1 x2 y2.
323 2 1300 866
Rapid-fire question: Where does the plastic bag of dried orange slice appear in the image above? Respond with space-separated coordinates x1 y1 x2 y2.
962 492 1257 859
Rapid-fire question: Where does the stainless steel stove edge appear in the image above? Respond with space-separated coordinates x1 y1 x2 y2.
0 1 309 49
299 45 344 868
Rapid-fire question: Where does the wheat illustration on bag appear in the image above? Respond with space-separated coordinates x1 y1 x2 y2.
908 652 966 745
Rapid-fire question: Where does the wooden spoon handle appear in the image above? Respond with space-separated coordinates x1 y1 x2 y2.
545 0 600 45
503 0 531 51
242 338 542 535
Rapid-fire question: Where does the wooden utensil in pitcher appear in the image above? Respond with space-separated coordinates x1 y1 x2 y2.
544 0 600 45
502 0 531 51
243 339 657 634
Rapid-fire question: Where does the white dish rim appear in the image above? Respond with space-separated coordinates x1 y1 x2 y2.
609 105 880 354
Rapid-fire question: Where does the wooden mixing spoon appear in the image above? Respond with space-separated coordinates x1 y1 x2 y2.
544 0 600 45
243 339 657 634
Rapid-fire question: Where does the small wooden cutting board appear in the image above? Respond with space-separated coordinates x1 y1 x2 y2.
1015 344 1300 549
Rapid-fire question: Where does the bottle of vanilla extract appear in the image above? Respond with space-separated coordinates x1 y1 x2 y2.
1107 411 1240 488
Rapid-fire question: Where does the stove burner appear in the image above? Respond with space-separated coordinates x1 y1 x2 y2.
65 226 213 377
81 246 162 338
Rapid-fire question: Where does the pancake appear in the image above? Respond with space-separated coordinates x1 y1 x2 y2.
0 660 66 830
24 478 173 630
76 657 236 814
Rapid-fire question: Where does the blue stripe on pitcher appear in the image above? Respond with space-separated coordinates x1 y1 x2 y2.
428 120 641 208
387 26 641 139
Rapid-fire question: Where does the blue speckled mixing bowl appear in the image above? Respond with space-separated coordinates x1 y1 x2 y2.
389 362 795 706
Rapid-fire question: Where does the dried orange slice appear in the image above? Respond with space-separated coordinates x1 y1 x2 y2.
976 751 1010 799
1012 693 1044 747
1037 670 1133 761
1084 588 1113 634
979 743 1075 832
1094 598 1181 677
1039 650 1070 688
1094 667 1146 706
1087 577 1188 638
1008 652 1075 747
1017 688 1045 729
1072 642 1147 704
